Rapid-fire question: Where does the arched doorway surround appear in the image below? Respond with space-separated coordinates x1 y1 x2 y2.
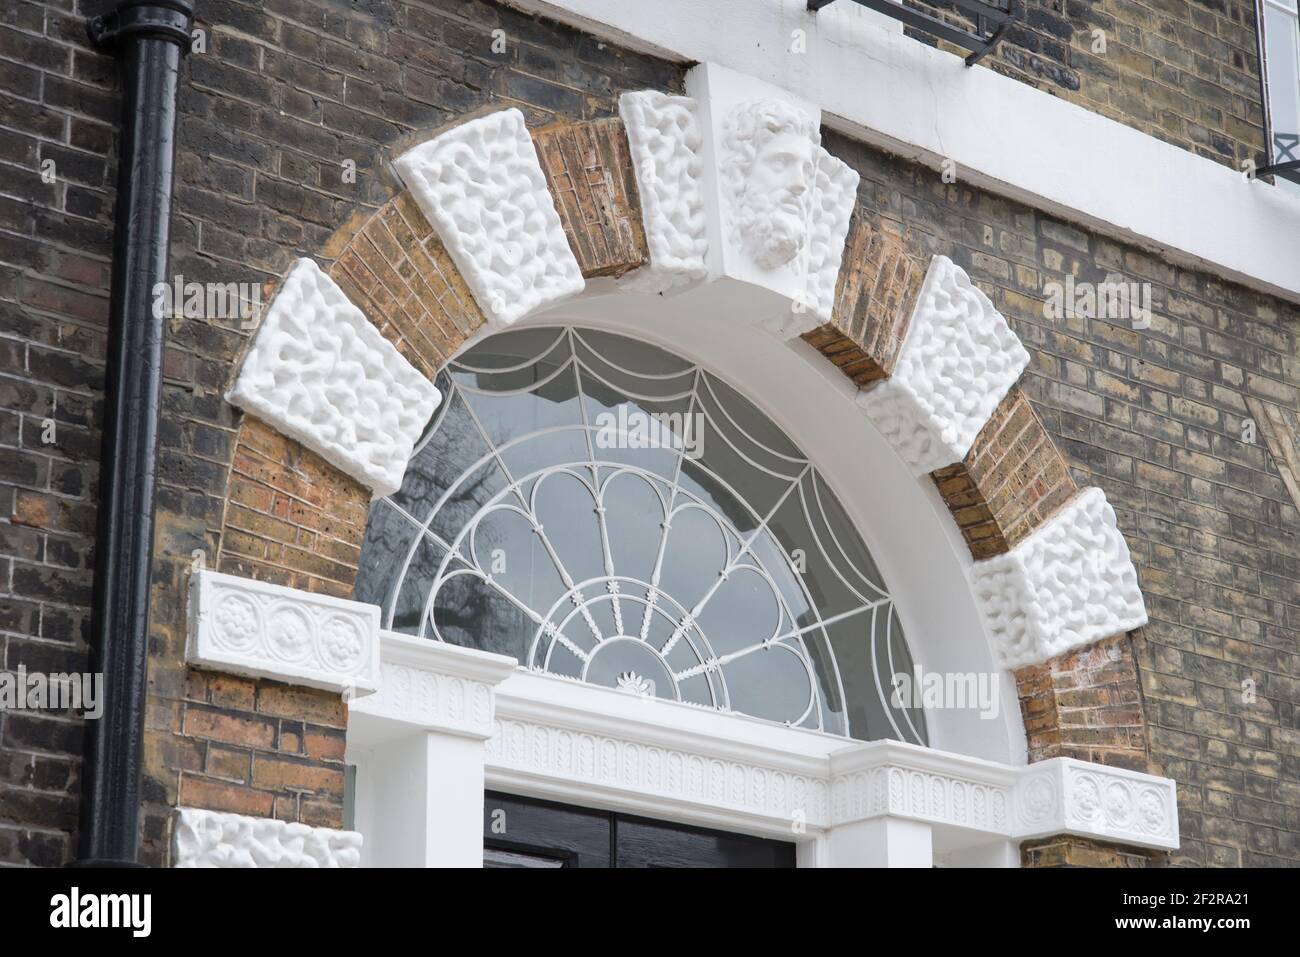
176 63 1175 867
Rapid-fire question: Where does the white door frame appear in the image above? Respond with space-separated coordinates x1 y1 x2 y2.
347 631 1179 867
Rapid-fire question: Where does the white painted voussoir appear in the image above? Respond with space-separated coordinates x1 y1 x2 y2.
617 90 709 295
226 258 440 498
186 569 382 697
857 255 1030 475
393 108 585 327
970 486 1149 669
172 807 363 867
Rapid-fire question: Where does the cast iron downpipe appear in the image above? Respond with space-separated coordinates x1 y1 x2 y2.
78 0 194 866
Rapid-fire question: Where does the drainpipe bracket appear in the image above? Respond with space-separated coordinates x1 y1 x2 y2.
87 0 195 52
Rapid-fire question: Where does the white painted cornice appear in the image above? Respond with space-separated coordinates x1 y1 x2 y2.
505 0 1300 305
358 639 1180 851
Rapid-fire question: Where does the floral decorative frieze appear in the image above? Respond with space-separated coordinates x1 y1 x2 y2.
485 715 832 829
971 486 1149 669
226 258 440 498
1015 759 1178 851
186 569 381 696
394 108 584 327
173 807 362 868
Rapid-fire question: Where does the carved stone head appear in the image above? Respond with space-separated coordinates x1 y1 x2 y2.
722 99 820 270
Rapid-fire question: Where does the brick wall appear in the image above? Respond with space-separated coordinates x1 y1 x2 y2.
0 0 116 867
906 0 1268 171
2 0 1296 869
142 0 682 866
829 127 1300 866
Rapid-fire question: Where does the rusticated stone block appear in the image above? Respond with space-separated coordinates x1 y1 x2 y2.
533 117 648 278
329 191 486 380
801 213 923 387
932 387 1077 559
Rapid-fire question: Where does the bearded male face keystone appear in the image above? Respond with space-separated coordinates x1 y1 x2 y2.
723 100 819 270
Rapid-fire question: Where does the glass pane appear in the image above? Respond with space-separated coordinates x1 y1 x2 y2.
355 327 927 744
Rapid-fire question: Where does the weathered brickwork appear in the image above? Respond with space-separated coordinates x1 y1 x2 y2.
933 386 1078 559
216 414 370 599
801 212 922 386
0 0 117 866
1015 633 1152 770
831 126 1300 866
908 0 1267 170
533 117 648 278
1022 834 1162 867
327 190 486 380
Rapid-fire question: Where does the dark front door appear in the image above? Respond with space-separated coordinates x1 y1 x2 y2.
483 791 797 868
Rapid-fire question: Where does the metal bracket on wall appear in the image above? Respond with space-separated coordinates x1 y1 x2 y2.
807 0 1011 67
1255 159 1300 183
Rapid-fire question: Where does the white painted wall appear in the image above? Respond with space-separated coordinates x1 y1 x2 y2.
506 0 1300 304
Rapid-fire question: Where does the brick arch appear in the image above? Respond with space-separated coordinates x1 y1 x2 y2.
208 103 1157 838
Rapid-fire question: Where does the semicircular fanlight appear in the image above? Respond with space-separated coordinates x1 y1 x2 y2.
355 326 927 744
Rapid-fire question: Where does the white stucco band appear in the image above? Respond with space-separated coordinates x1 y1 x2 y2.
858 255 1030 475
186 569 381 697
506 0 1300 305
394 107 585 327
971 487 1149 669
226 258 440 498
173 807 362 867
345 639 1180 863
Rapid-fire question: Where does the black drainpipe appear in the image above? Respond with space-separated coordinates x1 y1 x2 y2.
77 0 194 867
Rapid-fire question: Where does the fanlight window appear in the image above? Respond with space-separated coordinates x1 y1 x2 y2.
356 327 926 744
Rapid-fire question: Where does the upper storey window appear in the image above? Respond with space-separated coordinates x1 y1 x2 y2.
1264 0 1300 191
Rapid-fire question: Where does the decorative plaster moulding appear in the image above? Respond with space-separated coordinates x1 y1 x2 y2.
348 630 517 743
394 107 585 327
187 569 381 697
1015 758 1178 850
858 255 1030 475
617 90 710 294
173 807 362 867
481 667 1179 850
651 63 858 336
971 487 1149 668
226 258 439 498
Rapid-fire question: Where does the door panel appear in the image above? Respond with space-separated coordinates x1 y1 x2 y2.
483 791 795 868
614 814 796 868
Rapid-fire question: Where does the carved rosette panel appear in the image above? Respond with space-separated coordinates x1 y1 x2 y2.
1013 759 1178 850
173 807 362 868
226 258 441 498
858 255 1030 475
187 569 381 696
395 108 584 327
971 487 1149 669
